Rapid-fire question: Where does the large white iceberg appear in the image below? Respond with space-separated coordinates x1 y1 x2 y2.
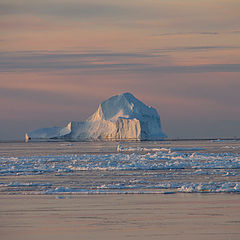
26 93 166 141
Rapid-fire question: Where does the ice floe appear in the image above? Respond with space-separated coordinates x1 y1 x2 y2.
1 149 240 194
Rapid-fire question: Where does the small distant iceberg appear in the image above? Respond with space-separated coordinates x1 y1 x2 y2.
26 92 167 141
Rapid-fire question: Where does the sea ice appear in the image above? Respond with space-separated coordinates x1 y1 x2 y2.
1 148 240 194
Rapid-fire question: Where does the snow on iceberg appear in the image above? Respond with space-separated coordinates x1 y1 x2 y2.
25 122 71 141
26 92 167 141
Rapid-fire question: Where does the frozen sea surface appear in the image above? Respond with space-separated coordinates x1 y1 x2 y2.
0 140 240 194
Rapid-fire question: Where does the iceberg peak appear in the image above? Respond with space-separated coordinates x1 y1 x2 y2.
89 92 157 123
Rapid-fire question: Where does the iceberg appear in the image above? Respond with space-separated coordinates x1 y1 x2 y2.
26 92 166 141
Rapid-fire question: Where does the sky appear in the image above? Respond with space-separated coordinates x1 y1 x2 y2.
0 0 240 140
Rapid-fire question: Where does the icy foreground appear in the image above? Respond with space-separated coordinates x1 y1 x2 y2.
26 93 166 141
1 149 240 194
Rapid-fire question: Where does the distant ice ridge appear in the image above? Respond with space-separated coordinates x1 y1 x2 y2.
117 145 205 152
1 181 240 194
26 93 166 141
43 182 240 194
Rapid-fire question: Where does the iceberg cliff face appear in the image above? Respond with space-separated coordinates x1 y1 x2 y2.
27 93 166 141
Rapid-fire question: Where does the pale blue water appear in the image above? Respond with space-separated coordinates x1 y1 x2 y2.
0 140 240 194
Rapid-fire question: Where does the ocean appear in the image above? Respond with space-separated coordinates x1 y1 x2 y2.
1 140 240 195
